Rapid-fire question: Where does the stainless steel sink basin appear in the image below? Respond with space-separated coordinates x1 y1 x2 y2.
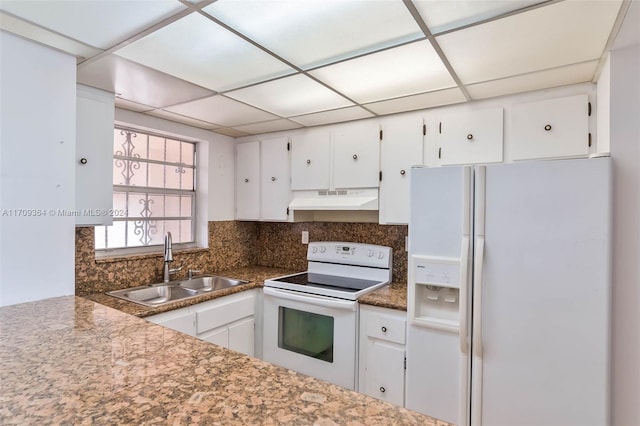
107 275 249 307
178 275 248 292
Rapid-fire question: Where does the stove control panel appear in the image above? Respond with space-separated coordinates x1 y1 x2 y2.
307 242 392 268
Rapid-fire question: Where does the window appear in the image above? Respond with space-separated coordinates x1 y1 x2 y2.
95 127 196 252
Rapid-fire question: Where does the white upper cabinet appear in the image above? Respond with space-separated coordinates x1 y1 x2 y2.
235 141 260 220
509 94 590 160
76 84 114 226
291 129 331 190
260 137 290 221
437 107 504 165
379 115 424 224
333 120 381 189
236 138 290 222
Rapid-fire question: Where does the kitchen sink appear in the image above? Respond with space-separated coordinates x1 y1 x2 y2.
178 275 248 292
107 275 249 307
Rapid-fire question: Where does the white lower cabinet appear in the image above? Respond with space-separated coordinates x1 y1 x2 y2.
228 317 255 356
199 327 229 347
147 290 257 357
358 305 407 407
149 309 195 335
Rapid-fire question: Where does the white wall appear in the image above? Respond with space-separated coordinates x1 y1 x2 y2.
0 32 76 306
207 136 235 221
609 43 640 426
596 54 611 154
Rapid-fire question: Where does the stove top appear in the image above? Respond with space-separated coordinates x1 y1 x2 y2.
271 272 382 294
264 242 393 300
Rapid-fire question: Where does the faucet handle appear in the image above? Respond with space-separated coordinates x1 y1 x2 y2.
188 269 201 280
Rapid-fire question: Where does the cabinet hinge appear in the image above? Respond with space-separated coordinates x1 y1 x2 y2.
439 122 442 134
438 147 442 159
286 207 290 216
588 102 592 117
287 142 290 151
379 129 383 141
588 132 592 148
404 356 407 370
379 171 383 182
423 124 426 136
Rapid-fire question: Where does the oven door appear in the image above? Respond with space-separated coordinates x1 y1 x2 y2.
262 286 358 390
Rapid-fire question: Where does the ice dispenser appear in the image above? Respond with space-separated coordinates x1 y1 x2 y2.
409 254 461 332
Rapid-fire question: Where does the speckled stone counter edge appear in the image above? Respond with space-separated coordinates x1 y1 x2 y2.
0 296 451 426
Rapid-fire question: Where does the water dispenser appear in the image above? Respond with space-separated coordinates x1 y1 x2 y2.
409 254 461 332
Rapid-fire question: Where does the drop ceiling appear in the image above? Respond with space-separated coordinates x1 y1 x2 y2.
0 0 630 138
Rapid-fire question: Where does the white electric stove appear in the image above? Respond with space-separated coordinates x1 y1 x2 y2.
262 241 393 390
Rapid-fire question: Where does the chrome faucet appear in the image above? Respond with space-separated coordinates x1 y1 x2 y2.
163 232 181 282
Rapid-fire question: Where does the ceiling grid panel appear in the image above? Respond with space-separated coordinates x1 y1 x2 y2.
402 0 472 101
0 0 628 135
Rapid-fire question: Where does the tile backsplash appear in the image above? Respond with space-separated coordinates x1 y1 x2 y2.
75 221 408 295
256 222 408 282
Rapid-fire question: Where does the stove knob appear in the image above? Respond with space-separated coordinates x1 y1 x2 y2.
377 251 385 259
311 246 318 253
366 249 374 257
320 246 326 253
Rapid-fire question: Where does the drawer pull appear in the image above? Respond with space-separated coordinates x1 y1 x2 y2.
352 154 358 160
467 133 473 141
380 386 386 393
544 124 552 131
400 169 406 176
306 159 311 165
244 178 249 183
381 326 387 333
271 176 276 182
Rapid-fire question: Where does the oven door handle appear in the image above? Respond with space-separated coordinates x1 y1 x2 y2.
263 287 358 311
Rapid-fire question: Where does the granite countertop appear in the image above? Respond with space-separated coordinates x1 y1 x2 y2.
359 281 408 311
0 296 448 425
86 265 409 317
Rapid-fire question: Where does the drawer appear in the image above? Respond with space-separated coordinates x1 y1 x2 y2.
366 312 406 344
196 293 255 334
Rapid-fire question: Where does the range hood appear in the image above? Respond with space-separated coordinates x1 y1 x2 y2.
289 188 378 211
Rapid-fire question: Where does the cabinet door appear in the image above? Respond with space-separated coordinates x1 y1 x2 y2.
291 130 331 190
229 317 255 357
438 107 503 165
76 85 114 226
333 121 380 189
236 141 260 220
147 310 196 336
509 94 589 160
199 327 229 347
379 116 424 224
195 291 256 334
260 137 290 221
364 340 405 406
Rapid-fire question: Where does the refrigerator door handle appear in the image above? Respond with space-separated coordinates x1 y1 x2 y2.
459 236 470 354
473 236 485 358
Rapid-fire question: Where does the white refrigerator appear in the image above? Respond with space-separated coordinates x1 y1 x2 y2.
406 157 611 426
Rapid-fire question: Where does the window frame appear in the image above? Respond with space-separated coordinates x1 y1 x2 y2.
94 125 198 256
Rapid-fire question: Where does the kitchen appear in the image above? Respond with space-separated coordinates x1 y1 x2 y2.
1 0 639 425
